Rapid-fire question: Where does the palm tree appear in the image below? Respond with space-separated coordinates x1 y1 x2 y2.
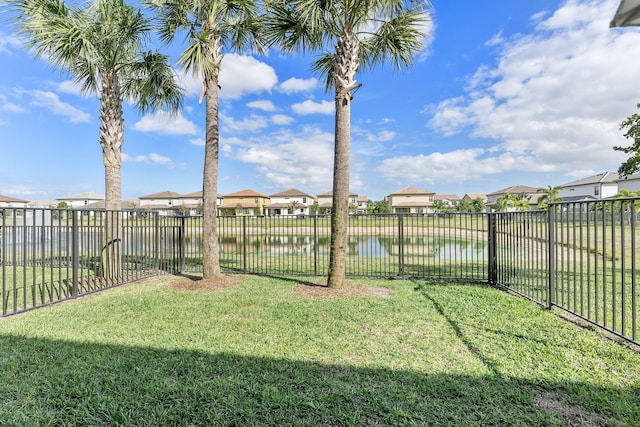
148 0 264 280
9 0 182 276
537 185 562 210
266 0 431 288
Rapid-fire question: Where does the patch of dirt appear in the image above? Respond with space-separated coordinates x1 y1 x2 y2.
169 275 244 292
533 389 618 427
294 281 392 299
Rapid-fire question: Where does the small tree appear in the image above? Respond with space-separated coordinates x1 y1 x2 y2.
471 197 485 213
537 185 562 210
373 200 391 214
615 103 640 177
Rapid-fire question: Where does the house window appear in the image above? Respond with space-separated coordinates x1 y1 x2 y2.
416 208 424 213
594 186 599 196
243 208 250 215
303 197 307 204
254 198 258 204
396 208 409 213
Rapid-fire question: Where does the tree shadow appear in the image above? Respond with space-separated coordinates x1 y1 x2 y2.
0 334 637 426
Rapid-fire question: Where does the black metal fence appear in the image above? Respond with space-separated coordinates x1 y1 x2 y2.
1 199 638 345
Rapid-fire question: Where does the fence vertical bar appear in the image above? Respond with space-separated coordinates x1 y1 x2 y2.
398 215 404 278
547 206 556 309
71 211 79 297
631 202 637 341
313 215 318 276
487 213 497 285
242 216 248 273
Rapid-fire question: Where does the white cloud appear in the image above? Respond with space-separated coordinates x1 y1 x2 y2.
57 80 86 97
122 152 179 168
425 0 635 178
175 54 277 100
219 54 278 100
0 94 25 113
278 77 318 94
247 100 276 111
271 114 295 125
190 137 205 147
292 99 334 115
224 128 335 191
133 110 198 135
367 130 396 142
0 32 21 54
221 113 269 133
29 90 91 123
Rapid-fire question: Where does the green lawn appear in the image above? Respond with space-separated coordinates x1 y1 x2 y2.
0 275 638 426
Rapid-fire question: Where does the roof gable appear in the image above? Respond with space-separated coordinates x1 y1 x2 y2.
224 189 269 198
139 191 182 199
270 188 313 198
487 185 538 196
389 186 435 196
559 172 620 187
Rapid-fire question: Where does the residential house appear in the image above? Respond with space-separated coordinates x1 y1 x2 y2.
265 188 314 216
56 192 105 208
219 189 270 216
0 194 29 208
557 172 620 200
355 195 369 214
486 185 541 211
174 191 205 216
434 194 460 210
462 193 488 203
138 190 182 216
385 186 435 214
616 172 640 193
315 190 361 214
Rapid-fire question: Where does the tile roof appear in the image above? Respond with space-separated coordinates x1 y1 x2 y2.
0 194 29 203
388 186 435 196
487 185 538 196
139 191 182 199
559 172 620 187
224 189 269 198
177 191 203 198
57 192 105 201
269 188 313 197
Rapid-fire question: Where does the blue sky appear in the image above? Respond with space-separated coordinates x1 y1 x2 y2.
1 0 639 202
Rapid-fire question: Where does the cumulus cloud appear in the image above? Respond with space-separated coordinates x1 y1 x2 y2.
247 100 276 111
425 0 635 178
190 137 205 147
0 93 25 113
29 90 91 123
175 54 277 100
219 54 278 99
0 32 21 54
122 152 181 168
223 128 335 192
221 113 269 133
271 114 295 125
292 99 334 115
278 77 318 94
133 110 198 135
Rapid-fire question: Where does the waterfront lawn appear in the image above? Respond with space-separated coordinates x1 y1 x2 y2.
0 275 638 426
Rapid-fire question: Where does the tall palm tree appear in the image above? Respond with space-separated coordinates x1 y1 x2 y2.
536 185 562 210
9 0 182 277
266 0 431 288
147 0 264 280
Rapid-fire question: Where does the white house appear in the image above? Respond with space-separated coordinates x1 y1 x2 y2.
0 194 29 208
265 188 314 216
56 192 105 208
616 172 640 193
316 190 364 214
558 172 620 200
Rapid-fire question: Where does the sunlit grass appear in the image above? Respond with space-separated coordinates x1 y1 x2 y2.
0 275 638 425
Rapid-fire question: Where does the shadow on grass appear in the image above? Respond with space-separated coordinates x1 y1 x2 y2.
0 334 638 426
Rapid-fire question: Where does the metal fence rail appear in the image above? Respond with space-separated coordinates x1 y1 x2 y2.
1 202 638 346
494 198 639 345
0 208 162 315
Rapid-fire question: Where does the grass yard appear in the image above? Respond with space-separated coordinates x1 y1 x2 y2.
0 275 638 426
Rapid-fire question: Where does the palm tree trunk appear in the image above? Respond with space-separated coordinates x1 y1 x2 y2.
202 75 221 279
99 70 124 278
327 29 359 289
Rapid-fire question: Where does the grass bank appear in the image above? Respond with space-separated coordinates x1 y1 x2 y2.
0 275 638 426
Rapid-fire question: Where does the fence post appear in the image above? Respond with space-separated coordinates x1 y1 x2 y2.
178 216 185 273
71 211 79 297
488 213 497 285
154 212 161 272
398 215 404 278
547 206 556 309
